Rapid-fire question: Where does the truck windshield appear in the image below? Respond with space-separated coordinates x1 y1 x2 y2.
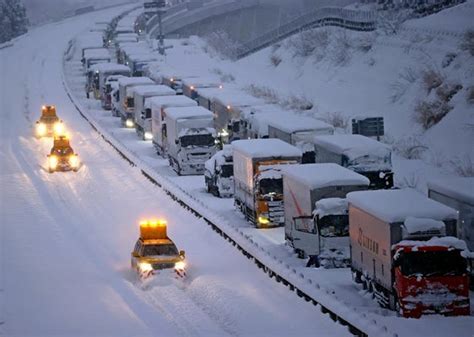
180 134 214 148
318 215 348 237
259 178 283 195
220 163 233 178
399 250 467 277
143 244 178 256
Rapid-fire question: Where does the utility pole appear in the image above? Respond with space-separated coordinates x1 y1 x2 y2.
157 9 165 55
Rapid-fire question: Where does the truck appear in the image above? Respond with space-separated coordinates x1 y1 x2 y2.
47 136 80 173
82 48 111 71
35 105 64 138
130 85 175 140
149 95 198 155
160 69 198 95
205 145 234 198
126 53 158 76
282 163 369 266
313 134 394 189
268 116 334 163
103 75 127 111
233 139 302 228
238 105 288 139
164 106 217 175
86 63 130 100
348 189 470 318
182 76 223 100
116 77 155 128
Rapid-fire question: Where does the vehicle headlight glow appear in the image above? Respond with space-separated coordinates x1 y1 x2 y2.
144 132 153 140
36 123 47 136
258 216 270 225
49 156 58 169
125 119 134 128
53 122 64 135
138 262 153 273
69 155 79 168
174 261 186 270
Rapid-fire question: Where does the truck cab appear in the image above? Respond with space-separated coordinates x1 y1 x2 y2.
131 219 186 279
47 135 80 173
205 145 234 198
35 105 64 138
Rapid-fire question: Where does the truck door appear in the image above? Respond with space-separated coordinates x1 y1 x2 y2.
292 216 319 256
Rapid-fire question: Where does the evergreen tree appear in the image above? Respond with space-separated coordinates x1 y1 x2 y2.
0 0 28 43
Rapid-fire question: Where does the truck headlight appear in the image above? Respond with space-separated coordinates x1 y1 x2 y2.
53 122 64 135
69 155 79 168
144 132 153 140
174 261 186 270
49 156 58 169
125 119 134 128
138 262 153 273
36 123 46 136
258 216 270 225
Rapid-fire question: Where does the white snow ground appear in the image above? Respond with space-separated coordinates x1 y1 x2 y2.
0 6 351 337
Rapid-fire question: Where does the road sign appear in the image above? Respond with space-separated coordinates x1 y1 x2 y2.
352 117 384 140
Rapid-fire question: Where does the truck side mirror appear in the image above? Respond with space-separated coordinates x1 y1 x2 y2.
175 139 179 145
131 251 139 258
179 250 185 258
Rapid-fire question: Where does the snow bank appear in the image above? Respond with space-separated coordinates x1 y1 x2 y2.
268 115 334 134
232 138 302 158
282 163 370 189
313 135 391 161
182 76 222 88
427 176 474 205
347 189 459 223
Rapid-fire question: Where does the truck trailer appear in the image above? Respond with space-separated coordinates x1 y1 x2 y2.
205 145 234 198
348 189 469 318
268 116 334 163
87 63 130 100
149 95 198 155
131 85 175 140
282 163 369 266
164 106 217 175
82 48 111 71
233 139 302 228
313 134 394 189
116 77 155 127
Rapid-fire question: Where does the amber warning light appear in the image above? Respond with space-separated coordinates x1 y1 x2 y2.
140 219 167 240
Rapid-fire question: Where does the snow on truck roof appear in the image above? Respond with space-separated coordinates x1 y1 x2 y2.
165 106 213 120
427 176 474 205
83 48 110 58
232 139 302 158
90 63 130 73
283 163 370 189
347 189 458 223
209 90 264 107
313 134 391 160
268 115 334 134
118 77 154 86
147 95 197 108
131 85 175 97
181 76 222 87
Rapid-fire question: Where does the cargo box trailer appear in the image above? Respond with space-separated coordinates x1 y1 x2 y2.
86 63 130 100
314 134 393 189
233 139 302 228
283 163 369 266
83 48 111 71
116 77 155 127
348 189 469 318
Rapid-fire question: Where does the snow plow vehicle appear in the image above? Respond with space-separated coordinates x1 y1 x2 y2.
131 219 186 279
35 105 65 138
47 135 80 173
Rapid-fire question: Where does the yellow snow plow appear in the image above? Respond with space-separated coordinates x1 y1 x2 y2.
35 105 65 138
47 135 80 173
131 219 186 279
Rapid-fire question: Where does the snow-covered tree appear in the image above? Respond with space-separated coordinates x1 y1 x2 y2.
0 0 28 43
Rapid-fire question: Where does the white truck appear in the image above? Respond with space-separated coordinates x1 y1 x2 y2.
348 189 469 317
282 163 369 266
205 145 234 198
116 77 155 128
182 76 223 100
238 105 288 139
164 106 217 175
86 63 130 100
313 134 394 189
131 85 175 140
82 48 111 71
268 115 334 163
149 95 198 155
233 139 302 228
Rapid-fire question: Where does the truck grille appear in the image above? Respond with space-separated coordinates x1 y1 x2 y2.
152 262 175 270
268 200 284 224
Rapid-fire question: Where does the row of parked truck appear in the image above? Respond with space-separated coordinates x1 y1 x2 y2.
74 13 472 318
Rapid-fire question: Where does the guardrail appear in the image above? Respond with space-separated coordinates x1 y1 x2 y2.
235 7 377 59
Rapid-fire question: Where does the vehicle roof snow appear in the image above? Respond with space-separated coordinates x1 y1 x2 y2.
181 76 222 88
147 95 197 108
403 216 446 237
268 115 334 134
313 134 391 160
165 106 214 120
282 163 370 189
89 63 130 73
314 198 348 217
131 85 175 97
83 48 110 59
427 176 474 205
347 189 458 223
232 139 302 158
118 77 154 86
204 89 264 107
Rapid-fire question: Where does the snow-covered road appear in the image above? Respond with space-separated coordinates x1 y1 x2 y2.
0 6 349 337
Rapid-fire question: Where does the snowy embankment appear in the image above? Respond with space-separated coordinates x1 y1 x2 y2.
61 6 474 337
1 6 352 337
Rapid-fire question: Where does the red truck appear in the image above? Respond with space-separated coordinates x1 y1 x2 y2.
347 189 470 318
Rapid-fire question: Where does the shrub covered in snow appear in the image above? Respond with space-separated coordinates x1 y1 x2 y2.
390 66 419 103
203 30 242 59
285 29 329 59
244 84 279 104
329 31 352 66
414 99 452 130
321 111 349 130
392 136 428 160
449 154 474 177
421 68 444 94
459 30 474 56
435 83 462 103
269 53 282 67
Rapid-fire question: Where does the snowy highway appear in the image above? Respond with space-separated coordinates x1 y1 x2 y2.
0 6 351 337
